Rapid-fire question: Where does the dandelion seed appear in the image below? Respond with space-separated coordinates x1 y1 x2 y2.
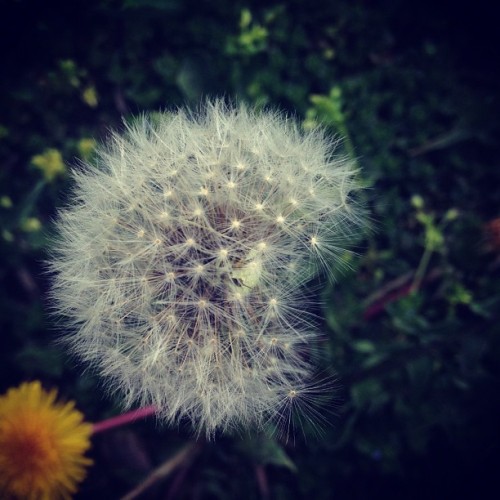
230 219 241 230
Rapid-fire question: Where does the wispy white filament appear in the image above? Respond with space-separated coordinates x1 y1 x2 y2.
50 100 363 437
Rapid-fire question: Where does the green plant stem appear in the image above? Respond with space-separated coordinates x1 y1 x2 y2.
410 244 434 293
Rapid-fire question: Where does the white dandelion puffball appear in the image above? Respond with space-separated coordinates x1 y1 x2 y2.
50 100 363 437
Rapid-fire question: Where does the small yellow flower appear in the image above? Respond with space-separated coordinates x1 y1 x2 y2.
0 195 13 208
31 149 66 181
0 381 93 500
82 86 98 108
77 138 96 160
21 217 42 233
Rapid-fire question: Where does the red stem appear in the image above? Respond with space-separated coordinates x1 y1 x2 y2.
363 282 413 320
92 405 157 435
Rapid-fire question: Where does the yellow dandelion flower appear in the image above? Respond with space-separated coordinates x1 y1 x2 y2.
0 381 93 500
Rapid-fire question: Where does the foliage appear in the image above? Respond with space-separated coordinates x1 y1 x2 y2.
0 0 499 498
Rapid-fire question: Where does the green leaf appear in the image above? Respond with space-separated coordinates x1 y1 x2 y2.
350 379 388 411
238 435 297 472
352 340 377 353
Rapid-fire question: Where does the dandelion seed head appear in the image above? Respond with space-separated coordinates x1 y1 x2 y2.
49 99 363 438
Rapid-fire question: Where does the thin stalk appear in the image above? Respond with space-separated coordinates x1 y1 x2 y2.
92 405 157 435
121 442 202 500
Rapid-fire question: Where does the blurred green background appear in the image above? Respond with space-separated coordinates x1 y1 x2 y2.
1 0 499 498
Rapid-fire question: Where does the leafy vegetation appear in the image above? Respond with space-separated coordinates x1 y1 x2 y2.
1 1 498 498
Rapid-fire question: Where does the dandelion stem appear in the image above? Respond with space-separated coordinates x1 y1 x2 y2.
92 405 157 435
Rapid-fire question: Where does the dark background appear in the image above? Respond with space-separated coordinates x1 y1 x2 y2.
1 1 499 498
